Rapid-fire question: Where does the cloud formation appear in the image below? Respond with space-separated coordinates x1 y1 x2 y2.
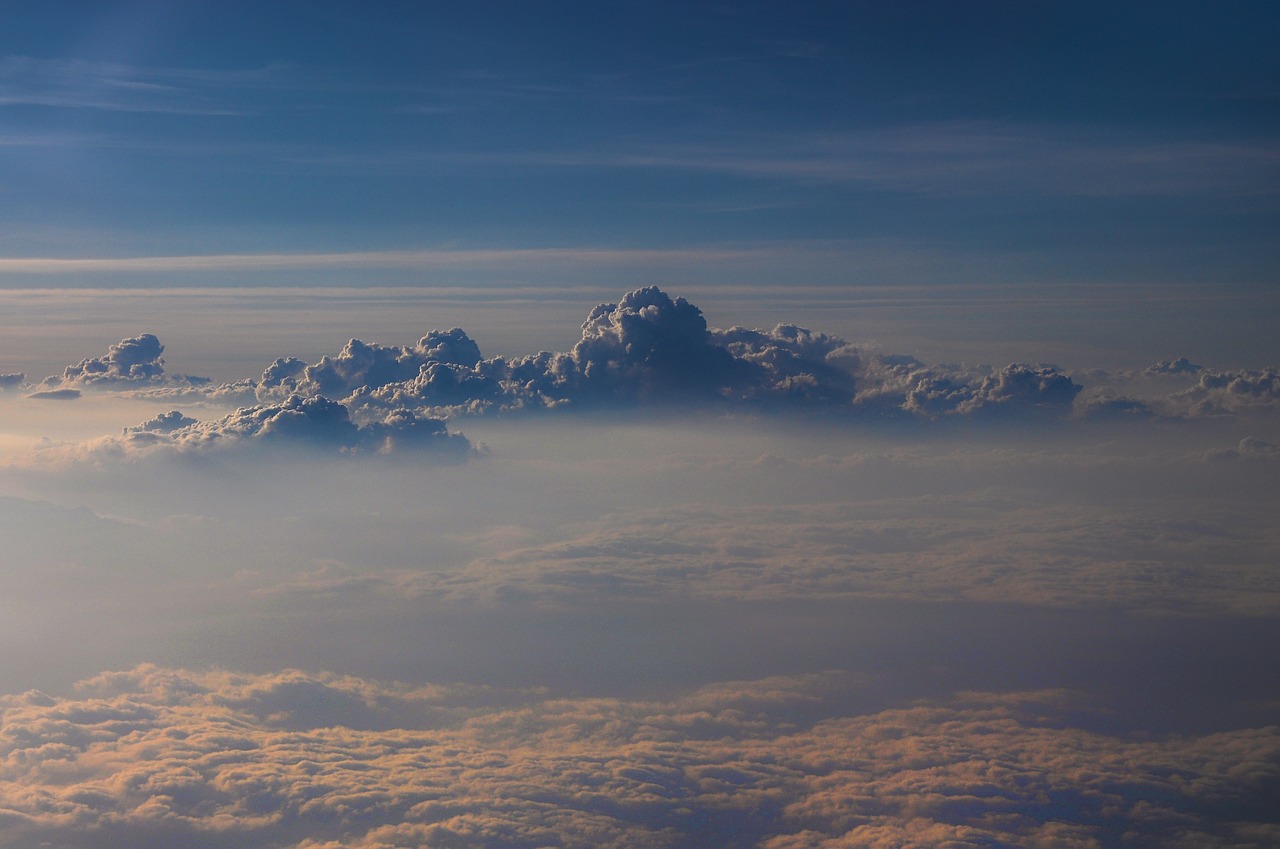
44 333 210 390
1172 367 1280 417
345 287 864 416
113 395 472 458
237 287 1094 424
22 289 1278 463
0 666 1274 849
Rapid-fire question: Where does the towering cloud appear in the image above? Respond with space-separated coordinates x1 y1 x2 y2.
309 287 868 418
45 333 210 389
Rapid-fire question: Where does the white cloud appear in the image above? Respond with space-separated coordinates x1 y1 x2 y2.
46 333 210 390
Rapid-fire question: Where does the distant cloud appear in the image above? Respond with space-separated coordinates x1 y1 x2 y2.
854 360 1083 420
0 665 1273 849
24 289 1278 458
332 287 867 417
0 56 285 114
534 123 1280 199
1146 356 1202 375
1172 367 1280 416
0 247 768 275
259 328 483 401
24 388 80 401
241 287 1088 423
424 496 1280 615
112 395 472 458
44 333 210 389
1205 436 1280 464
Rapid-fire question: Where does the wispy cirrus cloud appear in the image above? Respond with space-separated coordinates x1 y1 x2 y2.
0 247 770 275
530 124 1280 199
0 56 294 115
230 122 1280 199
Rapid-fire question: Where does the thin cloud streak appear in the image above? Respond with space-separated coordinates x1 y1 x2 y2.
0 248 770 275
0 56 294 115
546 127 1280 198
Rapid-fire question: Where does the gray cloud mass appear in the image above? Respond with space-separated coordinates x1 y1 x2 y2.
116 395 473 457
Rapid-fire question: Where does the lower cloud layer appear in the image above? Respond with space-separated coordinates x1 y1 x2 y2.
1 665 1276 849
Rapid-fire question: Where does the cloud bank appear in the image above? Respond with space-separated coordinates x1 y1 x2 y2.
14 287 1279 469
0 666 1274 849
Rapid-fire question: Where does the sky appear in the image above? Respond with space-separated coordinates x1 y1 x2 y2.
0 3 1279 848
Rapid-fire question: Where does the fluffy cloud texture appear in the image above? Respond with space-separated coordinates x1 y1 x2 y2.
205 287 1093 422
339 287 870 417
23 289 1279 465
110 396 472 458
44 333 210 390
239 286 1273 425
0 666 1274 849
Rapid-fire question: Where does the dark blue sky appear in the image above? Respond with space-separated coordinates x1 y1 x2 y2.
1 1 1277 288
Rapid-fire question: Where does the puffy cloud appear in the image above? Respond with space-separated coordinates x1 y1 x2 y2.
127 411 198 434
45 334 210 390
856 362 1083 420
1205 436 1280 464
710 323 860 404
32 290 1268 429
99 396 474 458
259 329 483 401
564 286 752 401
0 666 1274 849
323 287 866 418
1145 356 1202 375
961 363 1082 415
0 373 24 392
1076 393 1157 421
1172 368 1280 416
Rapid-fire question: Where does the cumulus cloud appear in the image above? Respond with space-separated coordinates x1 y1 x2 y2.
1076 393 1157 421
258 329 483 400
0 373 24 392
105 395 473 458
1146 356 1202 375
854 360 1082 420
1172 367 1280 416
0 666 1274 849
226 287 1099 425
1205 436 1280 464
45 333 210 389
347 287 860 416
27 290 1272 430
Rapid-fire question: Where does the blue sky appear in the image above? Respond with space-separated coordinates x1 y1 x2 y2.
2 1 1277 288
